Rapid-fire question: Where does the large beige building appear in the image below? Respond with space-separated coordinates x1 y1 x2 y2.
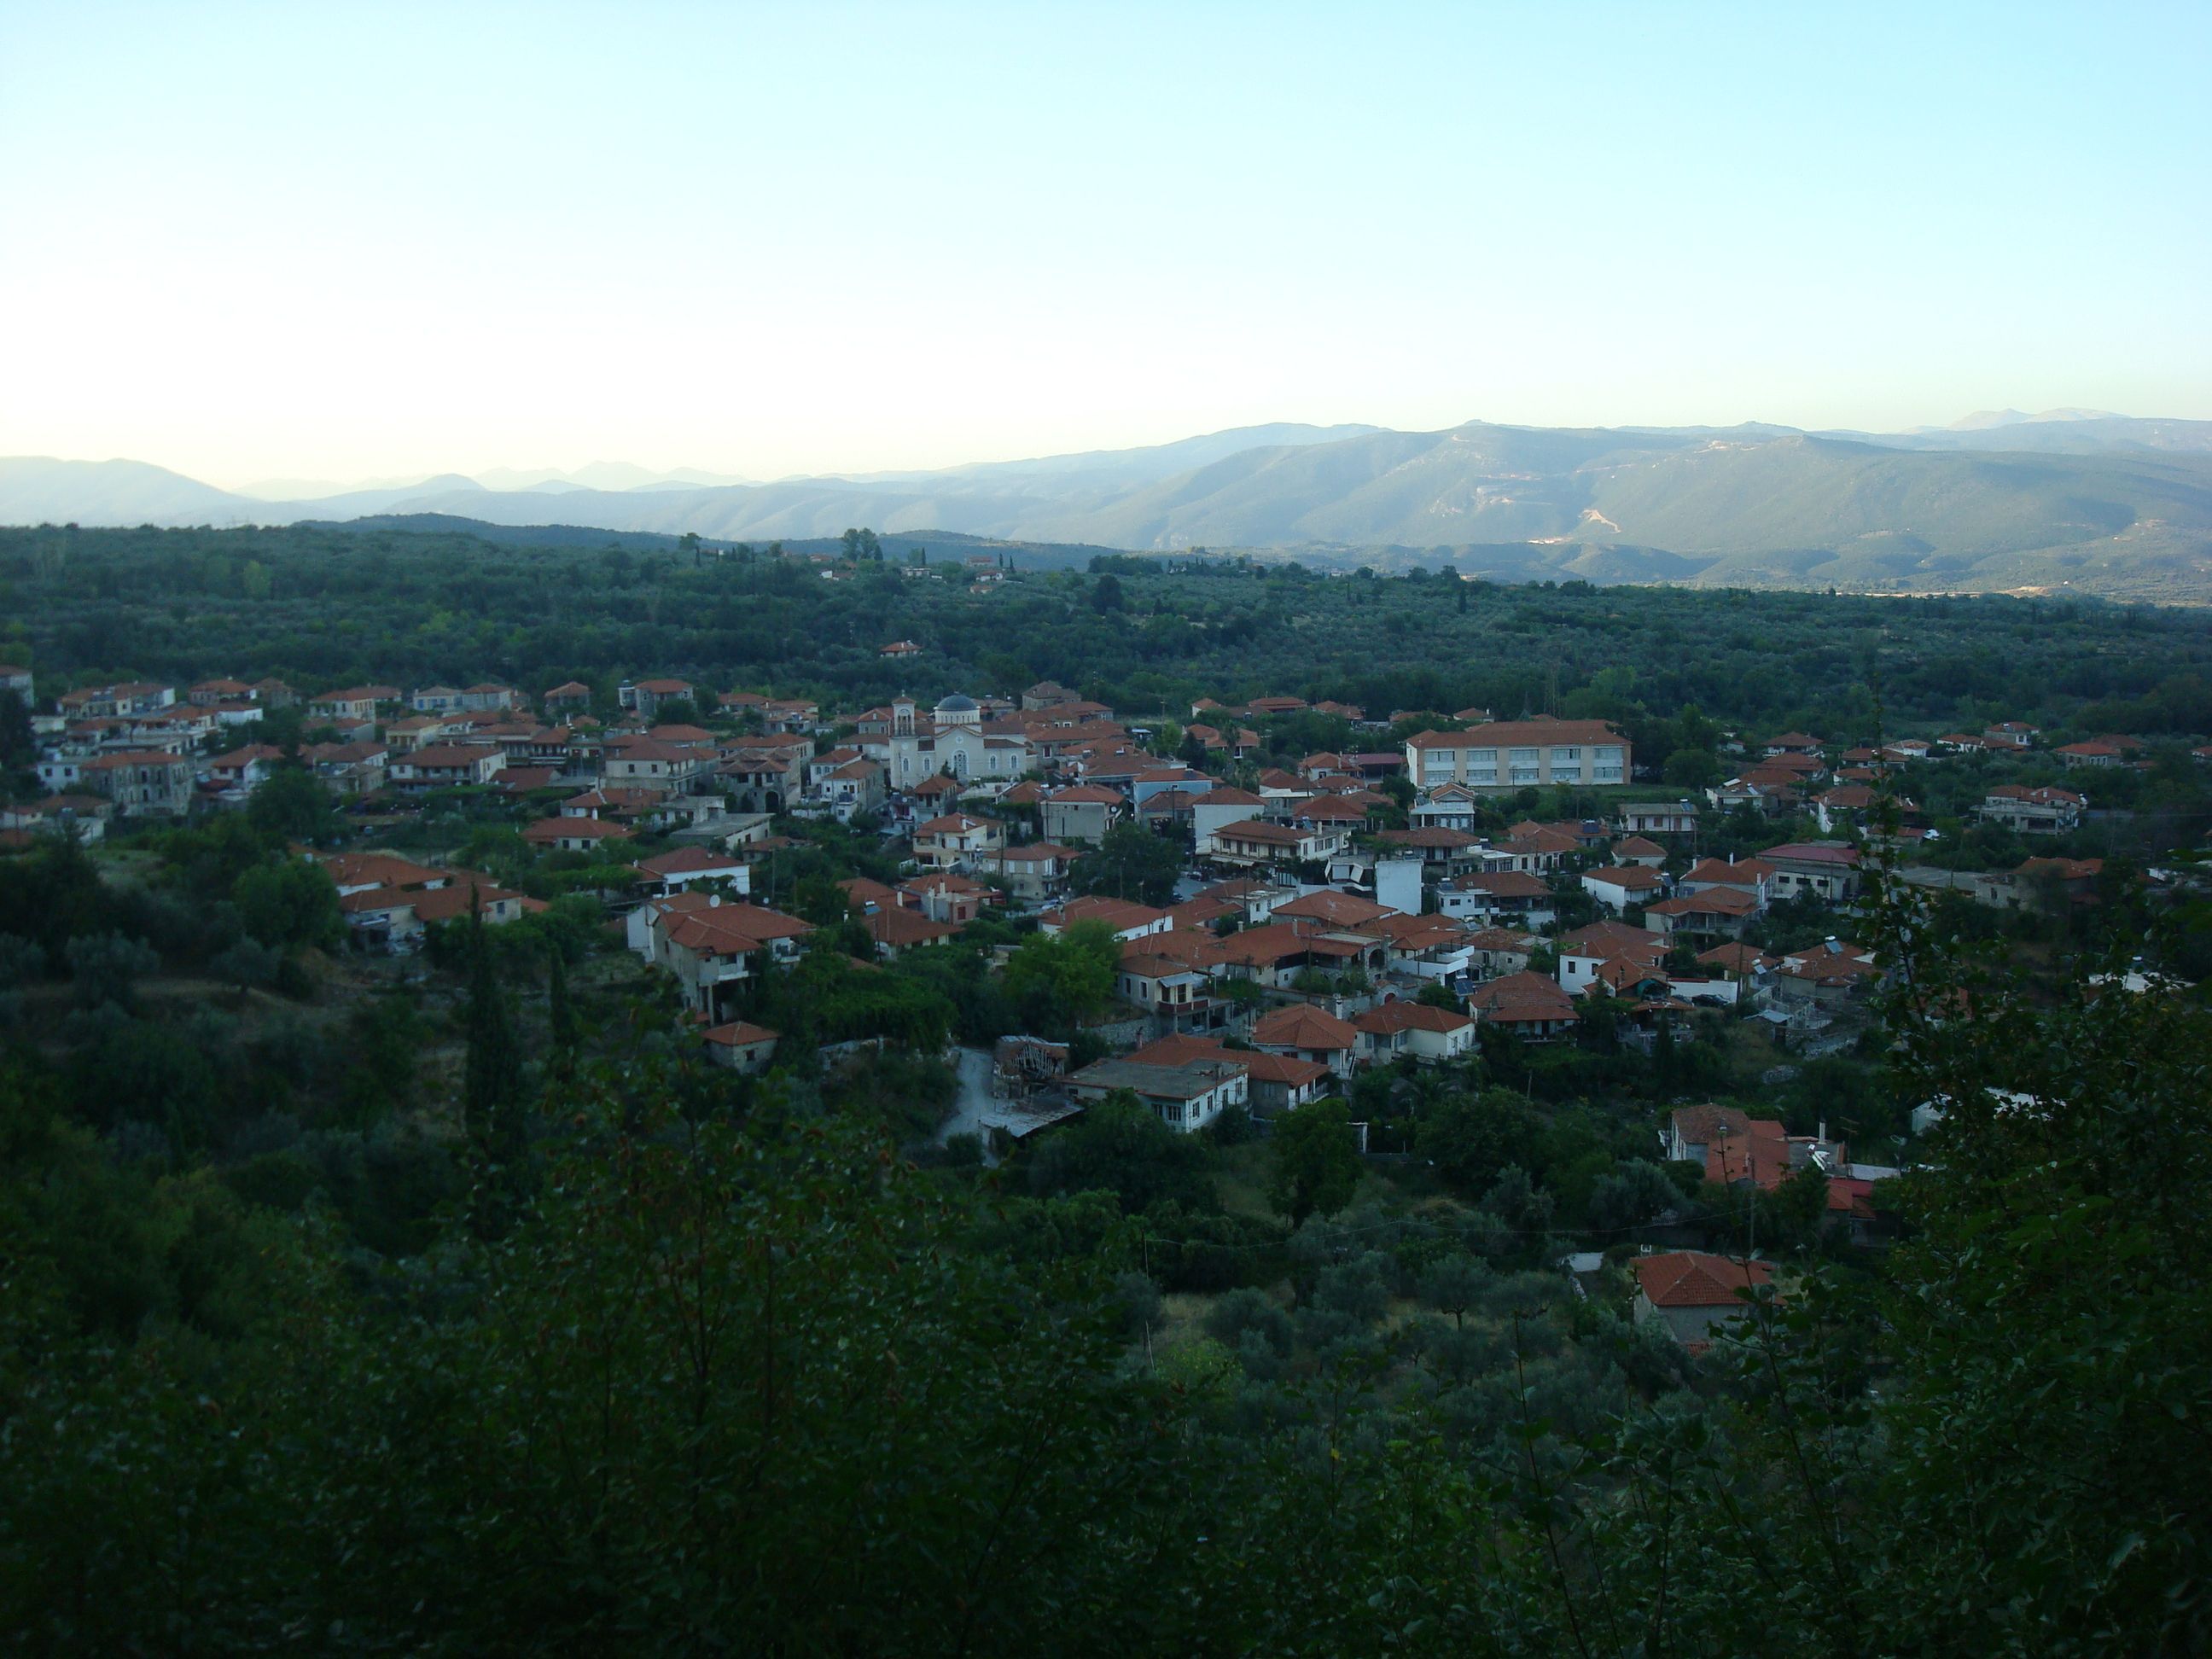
1405 719 1629 791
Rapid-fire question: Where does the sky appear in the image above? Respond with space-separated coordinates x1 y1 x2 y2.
2 1 2208 487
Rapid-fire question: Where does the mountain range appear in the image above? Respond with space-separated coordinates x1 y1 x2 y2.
7 413 2211 601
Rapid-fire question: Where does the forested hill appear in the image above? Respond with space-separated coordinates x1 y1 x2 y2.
9 416 2212 601
10 523 2212 743
299 516 1126 571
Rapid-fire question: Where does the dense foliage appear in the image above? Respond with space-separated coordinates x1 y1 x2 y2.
3 829 2208 1651
5 524 2212 1650
9 525 2212 746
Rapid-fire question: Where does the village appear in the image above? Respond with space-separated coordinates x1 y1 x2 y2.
7 646 2198 1347
11 3 2212 1636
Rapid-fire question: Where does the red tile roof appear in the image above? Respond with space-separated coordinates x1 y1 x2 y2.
864 907 960 949
1682 857 1778 886
1557 921 1665 962
1704 1118 1791 1189
1467 972 1576 1025
1272 889 1395 927
523 816 633 843
1450 870 1551 899
1353 1000 1472 1035
1585 864 1665 891
1047 784 1125 805
1633 1251 1775 1309
639 847 744 876
1761 842 1860 866
1250 1004 1359 1051
1668 1103 1757 1147
1648 888 1759 918
1041 895 1168 934
1696 941 1777 974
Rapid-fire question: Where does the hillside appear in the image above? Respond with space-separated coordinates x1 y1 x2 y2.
0 457 247 523
303 515 1126 570
8 415 2212 600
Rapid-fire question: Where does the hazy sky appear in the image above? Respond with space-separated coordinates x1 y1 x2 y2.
3 2 2208 486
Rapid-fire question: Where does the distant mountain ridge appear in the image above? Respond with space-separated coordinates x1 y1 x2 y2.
7 411 2211 601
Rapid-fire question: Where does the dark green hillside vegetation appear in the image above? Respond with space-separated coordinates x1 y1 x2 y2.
2 828 2208 1653
0 524 2209 1650
9 523 2212 742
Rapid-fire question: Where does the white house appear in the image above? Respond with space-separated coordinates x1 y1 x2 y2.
1066 1052 1248 1132
1580 864 1666 913
1353 1000 1476 1064
1040 785 1124 846
1191 787 1267 850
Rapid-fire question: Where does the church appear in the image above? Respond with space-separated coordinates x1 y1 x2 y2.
859 694 1033 790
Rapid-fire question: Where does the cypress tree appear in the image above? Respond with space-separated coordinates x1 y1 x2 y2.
463 888 523 1159
546 938 578 1083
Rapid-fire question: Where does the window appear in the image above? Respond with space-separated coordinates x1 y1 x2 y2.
1551 747 1580 766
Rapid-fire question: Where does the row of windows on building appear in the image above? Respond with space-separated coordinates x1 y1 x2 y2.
1421 744 1626 786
